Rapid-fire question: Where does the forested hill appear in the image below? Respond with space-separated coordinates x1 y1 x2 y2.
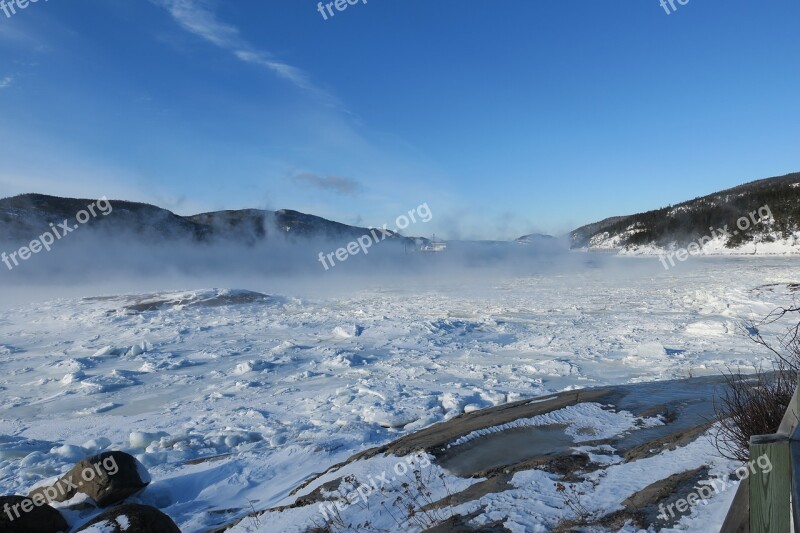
570 172 800 252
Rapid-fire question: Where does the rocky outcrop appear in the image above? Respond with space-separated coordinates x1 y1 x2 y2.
28 451 150 508
0 495 68 533
74 504 181 533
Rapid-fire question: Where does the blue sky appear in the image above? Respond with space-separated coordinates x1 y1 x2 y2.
0 0 798 239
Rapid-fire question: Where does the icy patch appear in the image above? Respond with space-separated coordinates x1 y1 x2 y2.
127 341 153 357
92 346 126 357
83 437 112 451
114 288 281 313
636 342 667 358
361 406 418 429
78 371 140 394
0 344 22 355
523 359 579 376
324 351 370 367
77 402 120 415
573 444 623 466
130 431 170 449
139 358 197 372
231 360 274 375
61 371 86 385
48 358 91 372
428 319 484 336
0 436 56 460
687 320 730 336
447 403 663 448
439 391 494 414
332 325 364 338
52 443 86 462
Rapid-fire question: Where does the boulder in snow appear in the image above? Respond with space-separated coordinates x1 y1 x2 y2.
0 495 68 533
28 451 150 508
74 504 181 533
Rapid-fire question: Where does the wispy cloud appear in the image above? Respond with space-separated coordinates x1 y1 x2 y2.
0 76 13 89
294 173 363 195
152 0 337 105
233 50 322 98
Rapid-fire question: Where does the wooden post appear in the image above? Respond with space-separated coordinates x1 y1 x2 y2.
724 377 800 531
791 376 800 531
720 476 750 533
797 375 800 421
750 433 792 532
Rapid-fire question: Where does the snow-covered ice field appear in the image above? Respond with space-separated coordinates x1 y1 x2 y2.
1 256 798 531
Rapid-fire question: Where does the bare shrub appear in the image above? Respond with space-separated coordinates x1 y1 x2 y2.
309 464 454 532
713 362 796 462
713 303 800 462
554 482 597 522
749 304 800 371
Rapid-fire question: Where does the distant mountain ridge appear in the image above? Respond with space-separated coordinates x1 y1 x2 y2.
0 194 408 246
569 172 800 254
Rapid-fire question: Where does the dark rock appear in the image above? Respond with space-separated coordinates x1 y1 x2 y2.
424 513 511 532
28 451 150 508
74 504 181 533
0 495 68 533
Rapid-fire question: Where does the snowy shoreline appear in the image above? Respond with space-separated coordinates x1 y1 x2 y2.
2 258 800 531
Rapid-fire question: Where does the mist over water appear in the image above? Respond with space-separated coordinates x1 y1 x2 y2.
0 218 718 309
0 217 570 290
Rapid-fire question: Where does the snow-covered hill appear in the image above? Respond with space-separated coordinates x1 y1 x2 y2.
570 172 800 255
0 194 409 246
